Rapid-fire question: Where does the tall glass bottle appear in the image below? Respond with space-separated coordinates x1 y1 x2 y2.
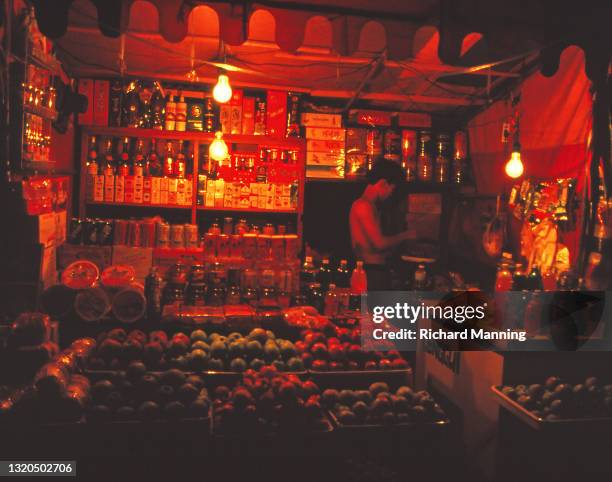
147 138 161 176
133 139 145 177
417 130 432 182
103 138 116 175
86 136 99 175
174 140 186 178
118 137 131 176
163 141 174 178
434 134 450 183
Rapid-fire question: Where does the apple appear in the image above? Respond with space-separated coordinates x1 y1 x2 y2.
311 359 328 371
311 343 328 360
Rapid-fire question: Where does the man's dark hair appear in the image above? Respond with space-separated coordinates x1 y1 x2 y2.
366 158 406 186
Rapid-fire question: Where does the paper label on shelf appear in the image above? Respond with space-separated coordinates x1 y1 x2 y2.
134 175 144 203
160 190 168 205
151 177 161 204
114 175 125 203
258 196 267 209
306 139 346 153
205 190 215 207
301 113 342 128
93 175 105 202
104 174 115 202
143 177 152 204
184 180 193 206
124 176 135 203
242 96 255 135
305 127 346 141
306 150 346 166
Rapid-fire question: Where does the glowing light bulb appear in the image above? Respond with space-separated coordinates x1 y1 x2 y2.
209 131 229 161
505 150 524 178
212 74 232 103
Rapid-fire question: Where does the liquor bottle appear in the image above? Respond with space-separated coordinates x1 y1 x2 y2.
86 136 99 175
317 258 333 292
254 97 267 135
413 264 428 289
324 283 339 317
102 138 116 175
133 139 145 177
150 82 165 130
147 138 161 176
285 92 302 137
85 136 99 200
145 266 163 322
123 81 140 128
349 261 367 311
163 141 174 178
174 140 186 178
452 130 467 184
335 259 350 288
434 134 450 183
175 94 187 132
164 94 176 131
417 131 432 182
118 137 131 176
300 256 318 295
203 97 216 133
401 130 417 181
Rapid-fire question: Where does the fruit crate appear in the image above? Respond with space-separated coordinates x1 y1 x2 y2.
327 408 450 432
308 368 414 390
491 385 612 431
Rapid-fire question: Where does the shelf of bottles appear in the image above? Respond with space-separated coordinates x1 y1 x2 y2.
80 129 305 235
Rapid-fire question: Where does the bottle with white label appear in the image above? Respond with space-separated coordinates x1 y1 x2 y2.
175 94 187 132
164 94 176 131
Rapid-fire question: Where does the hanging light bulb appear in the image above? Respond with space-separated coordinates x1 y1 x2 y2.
505 145 524 178
213 74 232 103
209 131 229 162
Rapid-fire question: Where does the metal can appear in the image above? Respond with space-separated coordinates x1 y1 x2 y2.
170 224 185 248
156 222 170 248
184 224 199 249
68 218 83 245
113 219 129 246
140 221 156 247
127 220 141 247
98 220 114 245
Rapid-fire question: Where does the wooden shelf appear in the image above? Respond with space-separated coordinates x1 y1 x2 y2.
197 206 298 214
24 103 57 121
81 126 306 148
86 201 190 210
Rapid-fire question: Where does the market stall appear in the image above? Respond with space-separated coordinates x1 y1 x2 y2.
1 0 611 480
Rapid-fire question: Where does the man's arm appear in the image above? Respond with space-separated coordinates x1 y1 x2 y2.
354 202 416 252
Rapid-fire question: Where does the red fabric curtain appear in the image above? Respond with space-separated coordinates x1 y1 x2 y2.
468 46 591 194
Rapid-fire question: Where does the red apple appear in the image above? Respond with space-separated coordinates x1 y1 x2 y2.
301 352 314 368
392 358 409 369
172 332 190 346
311 359 328 371
365 360 377 370
378 359 392 370
312 332 327 345
329 361 344 371
329 345 345 362
294 341 307 354
327 337 341 347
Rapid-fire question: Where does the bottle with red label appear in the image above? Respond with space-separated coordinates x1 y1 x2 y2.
147 138 161 176
163 141 174 177
174 140 186 178
133 139 145 177
119 137 131 176
103 138 115 175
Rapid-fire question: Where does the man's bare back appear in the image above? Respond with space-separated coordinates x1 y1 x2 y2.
350 198 387 264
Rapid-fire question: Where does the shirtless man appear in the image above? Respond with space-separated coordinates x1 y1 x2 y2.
349 159 415 291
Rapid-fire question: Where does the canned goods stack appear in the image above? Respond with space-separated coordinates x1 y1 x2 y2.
68 217 200 249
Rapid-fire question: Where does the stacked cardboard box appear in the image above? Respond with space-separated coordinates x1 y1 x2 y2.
303 114 345 179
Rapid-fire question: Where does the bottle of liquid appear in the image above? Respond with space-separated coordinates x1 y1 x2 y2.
300 256 318 294
145 266 163 322
335 259 351 314
349 261 368 311
103 138 116 175
413 264 428 290
164 94 176 131
147 139 161 176
175 94 187 132
324 283 339 317
317 258 333 292
527 266 544 290
150 82 165 130
434 134 450 183
417 130 432 182
452 130 467 185
163 141 174 178
308 282 324 313
85 136 99 200
495 252 514 291
133 139 145 177
118 137 131 176
174 140 186 178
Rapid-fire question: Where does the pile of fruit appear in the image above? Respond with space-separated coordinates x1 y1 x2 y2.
322 382 447 426
87 328 304 373
212 366 328 434
500 376 612 421
297 327 408 371
87 366 210 423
